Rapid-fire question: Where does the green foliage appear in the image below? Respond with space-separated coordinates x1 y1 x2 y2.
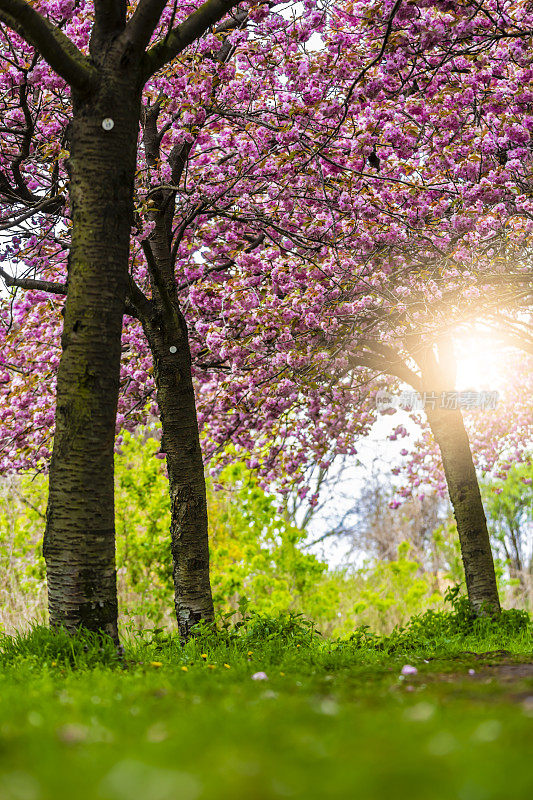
114 432 174 626
345 585 532 655
113 433 335 627
481 460 533 604
1 603 531 673
208 461 333 621
431 519 464 585
483 460 533 530
3 433 531 641
318 540 450 638
345 541 443 631
0 433 334 631
186 605 322 658
0 478 47 631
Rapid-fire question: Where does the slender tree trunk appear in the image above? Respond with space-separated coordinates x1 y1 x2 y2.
143 308 214 638
43 78 141 642
426 406 501 615
137 109 214 637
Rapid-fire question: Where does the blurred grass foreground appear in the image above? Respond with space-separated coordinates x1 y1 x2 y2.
0 610 532 800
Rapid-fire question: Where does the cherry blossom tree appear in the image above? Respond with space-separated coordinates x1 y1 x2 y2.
2 0 533 624
189 0 533 614
0 0 254 641
4 0 377 635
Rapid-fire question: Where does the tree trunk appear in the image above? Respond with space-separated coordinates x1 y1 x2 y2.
426 406 501 616
143 309 214 638
43 79 141 642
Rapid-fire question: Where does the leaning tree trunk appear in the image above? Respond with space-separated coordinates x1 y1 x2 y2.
43 78 141 642
426 406 501 616
143 307 214 638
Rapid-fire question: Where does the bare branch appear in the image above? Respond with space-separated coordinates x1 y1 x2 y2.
0 194 65 230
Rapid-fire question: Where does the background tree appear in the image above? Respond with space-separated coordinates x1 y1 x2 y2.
483 460 533 602
184 0 533 614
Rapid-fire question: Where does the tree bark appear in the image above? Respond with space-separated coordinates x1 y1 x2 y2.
142 307 214 638
43 77 141 642
426 406 501 616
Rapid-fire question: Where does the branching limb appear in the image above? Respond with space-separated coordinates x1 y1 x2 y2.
175 232 264 292
123 0 167 55
0 194 65 230
0 266 67 296
347 350 422 392
90 0 127 54
94 0 127 34
0 0 97 91
141 238 176 319
0 266 149 320
126 274 153 321
142 0 242 81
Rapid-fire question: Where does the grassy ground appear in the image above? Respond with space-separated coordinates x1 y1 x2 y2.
0 613 532 800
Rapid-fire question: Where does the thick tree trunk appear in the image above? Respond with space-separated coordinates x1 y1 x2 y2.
426 406 501 616
143 310 214 638
43 79 140 642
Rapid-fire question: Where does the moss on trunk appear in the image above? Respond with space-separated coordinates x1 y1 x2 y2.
44 77 141 643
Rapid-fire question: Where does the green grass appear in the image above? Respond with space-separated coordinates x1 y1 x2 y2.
0 612 532 800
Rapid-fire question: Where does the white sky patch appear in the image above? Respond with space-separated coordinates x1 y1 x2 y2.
304 411 422 568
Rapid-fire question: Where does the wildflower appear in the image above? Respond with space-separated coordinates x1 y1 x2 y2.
224 664 231 669
201 654 208 659
251 671 268 681
51 661 57 667
247 651 253 656
207 664 216 669
181 666 188 672
468 669 476 676
401 665 418 676
150 661 163 668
